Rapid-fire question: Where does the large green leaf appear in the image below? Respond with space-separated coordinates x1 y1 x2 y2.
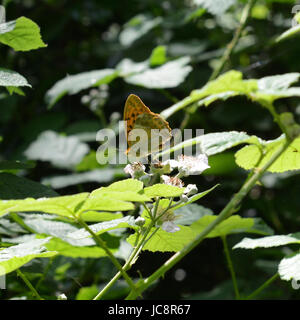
127 225 196 252
0 237 56 276
91 179 150 202
233 233 300 249
45 69 118 107
144 184 184 198
279 252 300 281
44 237 110 258
0 17 46 51
161 71 300 118
128 215 257 252
235 135 300 172
124 56 192 89
119 14 162 47
42 168 125 189
24 131 90 169
156 131 258 159
0 193 88 218
190 215 254 238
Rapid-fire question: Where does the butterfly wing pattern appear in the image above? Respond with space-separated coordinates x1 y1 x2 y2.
123 94 172 157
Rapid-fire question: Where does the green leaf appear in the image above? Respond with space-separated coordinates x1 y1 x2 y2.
234 145 262 170
233 233 300 249
0 17 46 51
81 211 123 222
68 216 137 240
90 179 151 202
157 131 258 159
24 131 90 169
119 14 162 47
79 196 134 213
162 71 300 118
0 193 88 218
279 252 300 281
76 285 99 300
190 215 254 238
127 225 196 252
42 168 125 189
192 0 236 16
45 69 118 107
235 135 300 173
44 237 109 258
144 184 184 198
128 215 256 252
0 68 31 91
0 237 56 276
174 204 213 225
124 56 192 89
149 45 167 67
97 179 144 193
0 172 58 200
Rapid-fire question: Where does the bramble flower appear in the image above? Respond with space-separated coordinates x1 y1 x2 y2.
161 175 184 188
135 216 146 226
150 161 172 175
184 184 198 196
124 162 146 179
161 221 180 233
177 154 210 177
158 207 181 233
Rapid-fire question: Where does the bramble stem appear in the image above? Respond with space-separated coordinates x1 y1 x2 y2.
16 269 43 300
209 0 256 81
246 273 280 300
222 236 240 299
76 218 138 297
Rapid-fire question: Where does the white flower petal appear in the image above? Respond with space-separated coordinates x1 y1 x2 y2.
162 221 180 233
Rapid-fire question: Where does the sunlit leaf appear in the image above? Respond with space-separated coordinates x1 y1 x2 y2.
0 237 56 276
0 16 46 51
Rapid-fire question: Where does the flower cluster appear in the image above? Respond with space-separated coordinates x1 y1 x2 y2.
124 154 210 233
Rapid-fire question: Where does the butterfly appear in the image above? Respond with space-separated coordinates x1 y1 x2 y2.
123 94 172 159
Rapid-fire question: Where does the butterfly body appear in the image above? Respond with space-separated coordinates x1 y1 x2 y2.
124 94 172 158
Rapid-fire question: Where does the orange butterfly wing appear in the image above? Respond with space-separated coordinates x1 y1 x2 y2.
123 94 172 156
124 94 152 140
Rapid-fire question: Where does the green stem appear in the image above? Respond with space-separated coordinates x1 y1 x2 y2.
246 273 280 300
76 218 138 297
16 269 43 300
125 140 292 300
94 197 171 300
93 217 157 300
209 0 256 81
36 256 55 290
222 236 240 299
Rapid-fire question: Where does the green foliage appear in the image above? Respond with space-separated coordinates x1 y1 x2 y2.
0 17 46 51
0 238 56 276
